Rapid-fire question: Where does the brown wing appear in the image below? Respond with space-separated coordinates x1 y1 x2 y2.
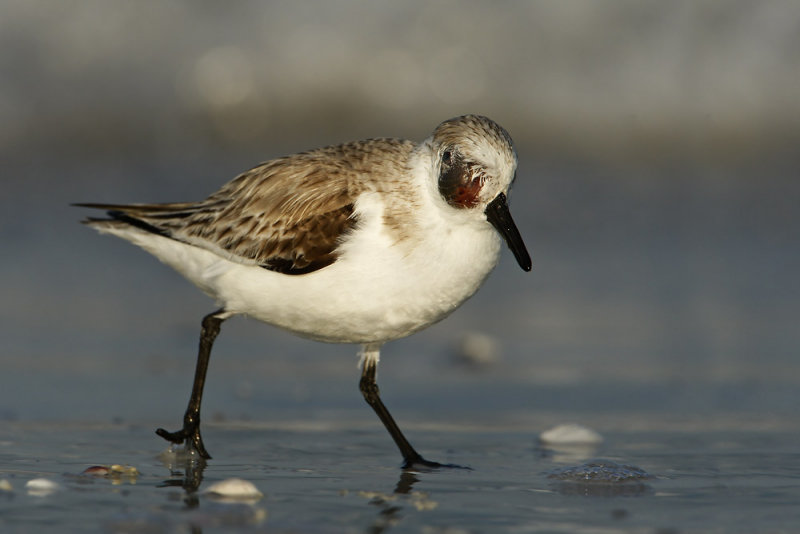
78 138 414 274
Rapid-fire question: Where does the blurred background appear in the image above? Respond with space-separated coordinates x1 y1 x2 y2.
1 1 798 426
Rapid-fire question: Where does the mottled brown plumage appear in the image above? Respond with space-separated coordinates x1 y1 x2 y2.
79 138 415 274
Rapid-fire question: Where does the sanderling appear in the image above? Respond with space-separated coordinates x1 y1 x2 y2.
76 114 531 468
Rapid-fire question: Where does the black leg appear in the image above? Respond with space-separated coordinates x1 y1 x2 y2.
156 309 228 459
359 351 458 469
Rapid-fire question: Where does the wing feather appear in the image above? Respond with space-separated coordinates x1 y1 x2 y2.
78 138 415 274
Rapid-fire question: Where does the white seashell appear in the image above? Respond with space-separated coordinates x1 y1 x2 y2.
539 423 603 445
26 478 60 495
456 332 500 365
203 478 263 501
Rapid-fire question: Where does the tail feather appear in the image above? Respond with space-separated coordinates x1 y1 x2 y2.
73 202 193 238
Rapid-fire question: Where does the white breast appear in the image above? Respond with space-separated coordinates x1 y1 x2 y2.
210 189 501 344
98 186 502 345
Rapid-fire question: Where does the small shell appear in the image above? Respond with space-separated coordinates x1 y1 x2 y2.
81 466 111 476
204 478 263 501
80 464 139 478
26 478 59 495
539 424 603 445
109 465 140 476
455 332 500 365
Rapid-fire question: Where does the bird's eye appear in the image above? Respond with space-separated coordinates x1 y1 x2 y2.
442 150 452 166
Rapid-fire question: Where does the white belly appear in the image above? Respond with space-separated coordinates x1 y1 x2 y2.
99 197 502 344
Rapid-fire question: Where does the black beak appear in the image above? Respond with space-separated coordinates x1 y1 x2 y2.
485 193 532 272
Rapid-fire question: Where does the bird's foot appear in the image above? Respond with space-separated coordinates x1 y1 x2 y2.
402 453 471 471
156 419 211 460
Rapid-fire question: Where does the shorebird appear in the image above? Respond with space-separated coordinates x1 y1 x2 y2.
77 114 531 468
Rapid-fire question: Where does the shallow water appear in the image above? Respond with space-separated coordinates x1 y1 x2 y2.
3 343 800 534
3 407 800 533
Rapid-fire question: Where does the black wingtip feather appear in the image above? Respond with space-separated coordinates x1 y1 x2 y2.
105 210 173 238
74 203 173 238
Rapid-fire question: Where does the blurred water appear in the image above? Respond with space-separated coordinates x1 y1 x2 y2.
2 2 799 158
